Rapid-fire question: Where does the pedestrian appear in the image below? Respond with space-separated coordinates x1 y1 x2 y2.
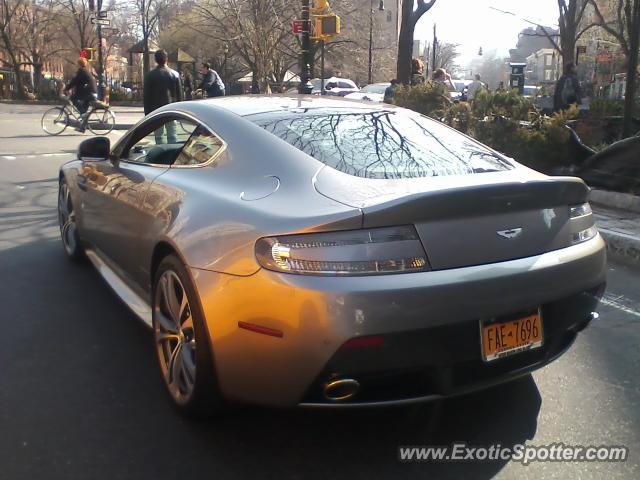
497 81 505 92
183 69 193 100
143 49 183 144
65 57 97 132
384 79 399 103
554 62 582 113
466 74 486 102
431 68 455 95
198 62 225 98
410 58 425 86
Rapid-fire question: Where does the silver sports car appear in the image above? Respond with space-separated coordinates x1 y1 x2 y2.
58 96 606 415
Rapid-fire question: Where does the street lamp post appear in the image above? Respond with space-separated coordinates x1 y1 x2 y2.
368 0 384 84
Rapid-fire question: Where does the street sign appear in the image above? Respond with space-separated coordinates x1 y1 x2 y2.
98 10 108 19
292 19 303 35
576 46 587 54
91 17 110 26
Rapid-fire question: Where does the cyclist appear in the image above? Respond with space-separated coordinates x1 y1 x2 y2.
65 57 97 132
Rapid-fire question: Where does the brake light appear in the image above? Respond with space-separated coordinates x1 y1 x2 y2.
569 202 597 244
255 226 430 276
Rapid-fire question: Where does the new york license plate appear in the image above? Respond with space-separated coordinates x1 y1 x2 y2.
481 310 543 362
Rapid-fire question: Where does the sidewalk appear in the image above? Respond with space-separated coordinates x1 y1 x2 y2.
590 189 640 267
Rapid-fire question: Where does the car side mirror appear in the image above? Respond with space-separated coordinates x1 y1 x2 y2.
78 137 110 162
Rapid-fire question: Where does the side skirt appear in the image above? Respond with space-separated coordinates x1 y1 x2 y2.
85 248 153 328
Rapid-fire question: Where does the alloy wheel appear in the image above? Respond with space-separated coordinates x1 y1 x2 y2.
58 182 77 255
154 270 197 405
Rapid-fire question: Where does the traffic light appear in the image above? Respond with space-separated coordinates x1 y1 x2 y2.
314 14 340 38
311 0 329 13
81 48 95 61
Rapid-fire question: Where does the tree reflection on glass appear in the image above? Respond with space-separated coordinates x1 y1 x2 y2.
250 108 513 179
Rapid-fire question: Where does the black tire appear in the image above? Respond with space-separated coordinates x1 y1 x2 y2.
152 254 225 417
42 107 69 135
58 180 85 261
87 108 116 135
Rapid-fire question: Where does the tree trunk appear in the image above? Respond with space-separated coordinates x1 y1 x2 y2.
143 36 150 76
396 15 414 84
623 0 640 137
33 62 43 95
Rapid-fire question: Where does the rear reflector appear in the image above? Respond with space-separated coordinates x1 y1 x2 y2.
342 335 385 350
238 321 284 338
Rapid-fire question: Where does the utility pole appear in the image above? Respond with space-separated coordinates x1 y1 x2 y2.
431 23 437 78
96 0 105 100
368 0 373 84
368 0 384 84
299 0 313 94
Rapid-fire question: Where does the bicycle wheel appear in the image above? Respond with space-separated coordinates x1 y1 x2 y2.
87 108 116 135
41 107 69 135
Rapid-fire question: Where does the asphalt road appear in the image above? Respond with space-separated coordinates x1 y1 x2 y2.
1 103 639 479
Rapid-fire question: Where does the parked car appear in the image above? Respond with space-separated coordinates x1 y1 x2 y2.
312 77 359 96
58 96 606 415
285 78 359 96
451 79 472 101
344 82 390 102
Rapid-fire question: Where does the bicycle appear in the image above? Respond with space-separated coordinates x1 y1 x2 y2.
41 95 116 136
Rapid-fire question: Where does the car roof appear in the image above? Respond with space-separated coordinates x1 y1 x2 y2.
195 95 389 117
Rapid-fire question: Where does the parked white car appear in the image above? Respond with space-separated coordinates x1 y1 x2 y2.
344 83 391 102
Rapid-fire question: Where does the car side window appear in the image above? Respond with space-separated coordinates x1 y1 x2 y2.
124 118 197 165
338 81 354 89
173 126 225 166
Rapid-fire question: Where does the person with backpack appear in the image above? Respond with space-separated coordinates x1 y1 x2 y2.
554 62 582 112
197 62 225 98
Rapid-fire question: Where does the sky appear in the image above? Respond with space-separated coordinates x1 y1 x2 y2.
414 0 561 65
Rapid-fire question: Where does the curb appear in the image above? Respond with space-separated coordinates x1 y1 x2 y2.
598 228 640 267
589 189 640 214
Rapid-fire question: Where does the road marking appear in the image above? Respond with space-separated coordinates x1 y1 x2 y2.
2 156 16 160
601 294 640 319
42 153 72 157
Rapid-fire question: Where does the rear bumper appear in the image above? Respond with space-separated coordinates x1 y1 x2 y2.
190 235 606 407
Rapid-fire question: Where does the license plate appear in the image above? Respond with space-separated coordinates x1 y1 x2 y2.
481 310 543 362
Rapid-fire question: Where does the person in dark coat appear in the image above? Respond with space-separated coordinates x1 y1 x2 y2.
554 62 582 112
65 57 97 115
197 62 225 97
143 50 183 143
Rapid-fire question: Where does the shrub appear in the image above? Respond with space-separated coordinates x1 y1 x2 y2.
392 82 453 119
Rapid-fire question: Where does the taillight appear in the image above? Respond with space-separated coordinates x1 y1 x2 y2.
255 225 430 275
569 202 598 244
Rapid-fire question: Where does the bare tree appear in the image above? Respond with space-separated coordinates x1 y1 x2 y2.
19 0 65 93
427 41 460 74
540 0 595 66
0 0 28 97
589 0 640 136
136 0 163 75
397 0 436 84
186 0 297 92
54 0 94 54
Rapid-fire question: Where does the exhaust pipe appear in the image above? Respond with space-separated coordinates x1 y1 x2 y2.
323 378 360 402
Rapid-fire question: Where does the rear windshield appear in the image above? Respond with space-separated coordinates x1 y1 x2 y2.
247 108 513 179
